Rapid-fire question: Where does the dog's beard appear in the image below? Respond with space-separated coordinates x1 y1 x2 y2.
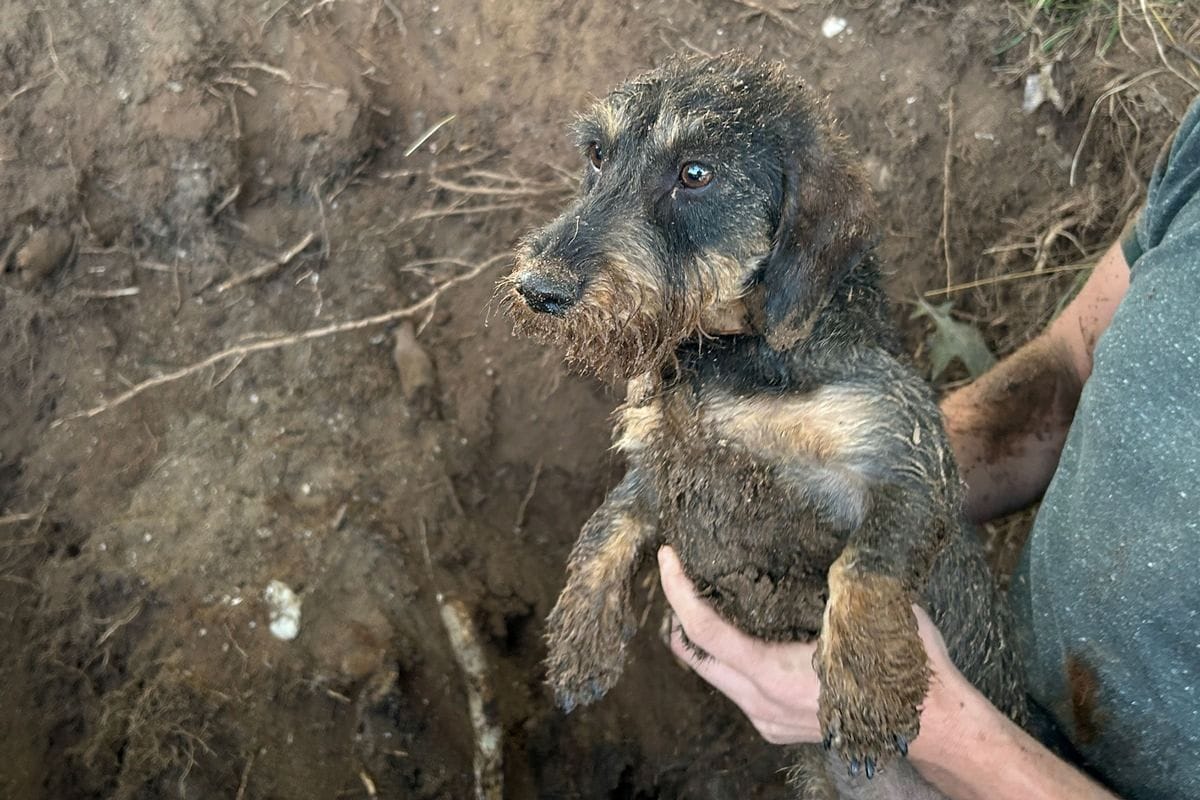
502 271 708 381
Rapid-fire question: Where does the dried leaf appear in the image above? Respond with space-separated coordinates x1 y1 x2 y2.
911 299 996 380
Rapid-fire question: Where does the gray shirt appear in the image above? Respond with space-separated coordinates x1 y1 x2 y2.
1013 95 1200 799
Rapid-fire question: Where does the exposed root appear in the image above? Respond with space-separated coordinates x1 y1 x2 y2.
412 518 502 800
940 87 956 291
42 12 69 86
380 0 407 34
234 754 254 800
215 231 318 293
395 201 528 227
358 769 379 797
404 114 456 157
75 286 140 299
429 176 563 198
0 70 54 115
438 596 503 800
52 254 506 426
1139 0 1200 91
1070 69 1166 187
512 458 544 535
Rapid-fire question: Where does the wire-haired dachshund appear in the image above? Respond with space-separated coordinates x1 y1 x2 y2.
503 53 1025 799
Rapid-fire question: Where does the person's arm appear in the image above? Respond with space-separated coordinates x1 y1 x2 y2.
910 637 1118 800
942 239 1130 522
658 547 1119 800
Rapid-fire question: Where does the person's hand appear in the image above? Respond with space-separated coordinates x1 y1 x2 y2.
661 547 1122 799
657 545 960 749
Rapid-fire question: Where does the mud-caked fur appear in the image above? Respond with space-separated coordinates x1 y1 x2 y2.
504 54 1025 798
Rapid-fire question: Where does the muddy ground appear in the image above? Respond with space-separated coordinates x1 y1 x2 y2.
1 1 1196 798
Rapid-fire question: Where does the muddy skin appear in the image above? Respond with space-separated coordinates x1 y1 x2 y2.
944 335 1083 521
506 54 1025 798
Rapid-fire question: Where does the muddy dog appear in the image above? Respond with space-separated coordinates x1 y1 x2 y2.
503 54 1025 798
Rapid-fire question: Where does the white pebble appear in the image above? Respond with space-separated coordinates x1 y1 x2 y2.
821 16 848 38
264 580 301 641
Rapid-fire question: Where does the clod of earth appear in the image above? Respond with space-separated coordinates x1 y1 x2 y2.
14 226 75 286
392 321 437 412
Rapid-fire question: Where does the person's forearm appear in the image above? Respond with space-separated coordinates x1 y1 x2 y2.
912 674 1119 800
941 239 1130 523
940 335 1081 522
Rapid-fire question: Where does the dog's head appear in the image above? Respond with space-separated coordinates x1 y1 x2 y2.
504 53 877 378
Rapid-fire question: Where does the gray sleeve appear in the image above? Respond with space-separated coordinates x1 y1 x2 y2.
1128 95 1200 269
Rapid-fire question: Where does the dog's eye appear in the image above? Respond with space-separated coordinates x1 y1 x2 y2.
679 162 713 189
587 142 604 171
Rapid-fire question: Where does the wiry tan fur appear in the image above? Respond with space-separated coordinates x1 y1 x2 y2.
703 387 885 464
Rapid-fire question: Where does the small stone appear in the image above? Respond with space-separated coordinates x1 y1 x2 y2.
822 16 848 38
264 580 302 641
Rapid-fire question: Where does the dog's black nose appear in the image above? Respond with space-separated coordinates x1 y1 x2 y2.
516 273 577 315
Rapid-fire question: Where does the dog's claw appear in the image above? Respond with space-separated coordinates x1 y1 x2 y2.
848 759 860 778
555 678 612 714
894 735 909 757
822 734 833 751
864 758 876 780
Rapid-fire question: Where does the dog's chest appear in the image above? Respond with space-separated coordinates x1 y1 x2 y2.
616 379 882 478
615 379 884 536
615 380 886 638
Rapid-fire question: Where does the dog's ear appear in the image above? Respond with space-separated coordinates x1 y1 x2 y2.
758 137 878 350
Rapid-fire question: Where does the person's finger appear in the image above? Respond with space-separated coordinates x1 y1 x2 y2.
750 719 802 746
667 613 773 721
658 546 773 672
912 604 950 659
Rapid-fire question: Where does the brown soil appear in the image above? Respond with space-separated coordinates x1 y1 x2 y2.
1 1 1195 798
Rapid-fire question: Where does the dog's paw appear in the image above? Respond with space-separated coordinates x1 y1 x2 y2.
815 572 929 778
544 583 634 712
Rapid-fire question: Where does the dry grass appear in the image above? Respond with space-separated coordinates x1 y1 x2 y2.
1001 0 1198 71
947 0 1198 361
82 660 220 800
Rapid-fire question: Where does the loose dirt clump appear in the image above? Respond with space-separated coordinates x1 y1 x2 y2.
1 1 1196 798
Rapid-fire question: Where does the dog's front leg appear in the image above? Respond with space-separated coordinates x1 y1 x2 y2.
545 469 657 712
815 483 946 779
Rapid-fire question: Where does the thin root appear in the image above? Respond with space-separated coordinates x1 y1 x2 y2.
512 458 543 535
940 87 956 291
1070 69 1165 186
404 114 456 157
52 255 507 426
215 232 318 293
924 263 1093 297
438 596 503 800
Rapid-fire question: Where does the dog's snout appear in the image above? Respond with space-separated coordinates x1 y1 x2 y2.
516 271 578 316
